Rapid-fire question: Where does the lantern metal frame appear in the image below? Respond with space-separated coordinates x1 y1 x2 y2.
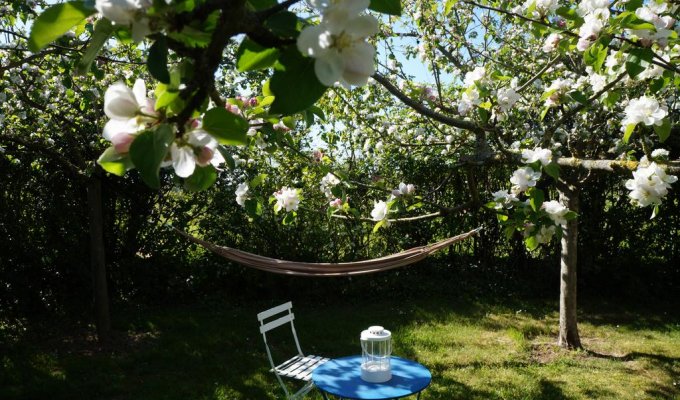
360 325 393 383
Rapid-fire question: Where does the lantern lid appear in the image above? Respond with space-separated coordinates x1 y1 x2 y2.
361 326 391 341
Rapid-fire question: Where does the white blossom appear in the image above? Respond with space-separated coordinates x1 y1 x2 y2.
95 0 151 41
392 182 415 197
621 96 668 131
497 87 520 112
102 79 156 154
320 172 340 199
542 200 569 226
625 162 677 209
510 167 542 194
170 129 221 178
492 189 519 210
235 182 249 207
542 33 562 53
535 225 557 244
651 148 670 159
463 66 486 87
274 187 301 212
371 200 389 221
522 147 553 166
458 87 480 115
297 1 379 87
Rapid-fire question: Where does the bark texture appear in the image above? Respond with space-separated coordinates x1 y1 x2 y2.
557 183 582 349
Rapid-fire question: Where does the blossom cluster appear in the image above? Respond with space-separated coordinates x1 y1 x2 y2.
297 0 379 87
620 96 668 134
274 187 301 212
625 162 677 214
320 172 340 199
576 0 610 51
491 147 570 246
100 79 224 178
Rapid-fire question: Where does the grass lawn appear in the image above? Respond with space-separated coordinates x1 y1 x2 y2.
1 296 679 399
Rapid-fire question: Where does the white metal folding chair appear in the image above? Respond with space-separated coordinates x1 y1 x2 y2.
257 302 329 399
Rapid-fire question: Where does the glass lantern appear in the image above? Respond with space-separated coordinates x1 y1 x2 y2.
360 326 392 383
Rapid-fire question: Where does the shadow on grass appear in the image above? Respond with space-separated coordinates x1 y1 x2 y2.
2 296 679 400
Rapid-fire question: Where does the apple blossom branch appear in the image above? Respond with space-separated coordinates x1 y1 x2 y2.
372 73 489 133
463 0 679 73
541 71 628 147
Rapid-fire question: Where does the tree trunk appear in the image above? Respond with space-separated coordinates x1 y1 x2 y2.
557 183 581 349
88 174 111 344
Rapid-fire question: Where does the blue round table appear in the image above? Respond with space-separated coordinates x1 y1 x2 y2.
312 356 431 400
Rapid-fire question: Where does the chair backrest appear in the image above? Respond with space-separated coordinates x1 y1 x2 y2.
258 302 308 399
258 301 304 361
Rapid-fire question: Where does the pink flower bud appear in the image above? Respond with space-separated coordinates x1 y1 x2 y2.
111 133 135 154
225 104 241 115
330 198 343 208
196 147 214 166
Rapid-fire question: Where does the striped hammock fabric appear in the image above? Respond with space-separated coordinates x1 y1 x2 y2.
175 227 481 277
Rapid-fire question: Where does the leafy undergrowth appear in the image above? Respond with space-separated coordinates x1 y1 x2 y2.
1 297 678 400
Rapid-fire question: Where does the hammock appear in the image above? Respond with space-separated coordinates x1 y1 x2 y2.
175 227 482 277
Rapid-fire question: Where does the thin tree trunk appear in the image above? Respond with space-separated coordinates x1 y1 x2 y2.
88 174 111 344
557 183 581 349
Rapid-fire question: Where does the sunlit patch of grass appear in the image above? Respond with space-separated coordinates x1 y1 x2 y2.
1 297 678 400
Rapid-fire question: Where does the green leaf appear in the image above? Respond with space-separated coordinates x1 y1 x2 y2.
264 11 300 38
29 1 95 52
147 37 170 83
654 119 671 142
544 162 560 180
444 0 458 15
269 48 328 115
568 90 588 105
129 125 175 189
524 235 539 251
282 212 296 225
236 38 280 71
373 219 386 233
625 48 653 79
97 147 133 176
624 0 643 11
584 41 607 73
245 198 263 216
184 165 217 191
308 105 325 121
202 108 249 145
217 146 236 169
250 173 268 188
540 106 551 121
623 123 637 143
530 189 544 212
649 77 666 93
564 211 578 221
75 18 114 75
603 89 621 108
477 107 490 124
155 86 180 110
555 6 582 22
615 11 656 30
369 0 402 15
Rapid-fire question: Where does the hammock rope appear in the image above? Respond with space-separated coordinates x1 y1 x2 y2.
175 227 482 277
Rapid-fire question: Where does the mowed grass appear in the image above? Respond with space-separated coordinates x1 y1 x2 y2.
1 297 678 400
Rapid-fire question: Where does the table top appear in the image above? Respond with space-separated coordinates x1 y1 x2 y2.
312 355 431 400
